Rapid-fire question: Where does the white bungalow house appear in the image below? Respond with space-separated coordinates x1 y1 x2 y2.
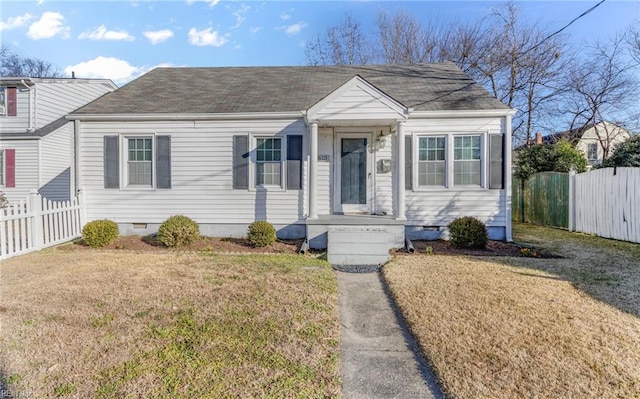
67 64 515 264
0 77 117 202
541 121 631 168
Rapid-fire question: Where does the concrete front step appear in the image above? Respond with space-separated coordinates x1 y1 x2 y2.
327 226 397 266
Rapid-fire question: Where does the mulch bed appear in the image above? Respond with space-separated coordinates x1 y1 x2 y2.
60 235 304 254
394 239 560 258
61 235 558 258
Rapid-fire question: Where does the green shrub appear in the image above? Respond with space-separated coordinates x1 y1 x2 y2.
247 221 276 247
448 216 488 249
82 219 119 248
157 215 200 248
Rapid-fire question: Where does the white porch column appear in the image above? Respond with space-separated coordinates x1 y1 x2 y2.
308 121 318 219
397 121 406 220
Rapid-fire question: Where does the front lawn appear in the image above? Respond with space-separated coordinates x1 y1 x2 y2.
384 223 640 399
0 250 340 398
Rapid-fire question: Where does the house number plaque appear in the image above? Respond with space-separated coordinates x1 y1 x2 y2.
318 155 330 162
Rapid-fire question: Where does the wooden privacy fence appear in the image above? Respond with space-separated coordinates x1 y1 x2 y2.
0 191 83 260
571 167 640 244
513 168 640 243
513 172 569 228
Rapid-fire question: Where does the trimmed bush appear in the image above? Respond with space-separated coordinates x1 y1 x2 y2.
448 216 488 249
82 219 119 248
157 215 200 248
247 221 276 247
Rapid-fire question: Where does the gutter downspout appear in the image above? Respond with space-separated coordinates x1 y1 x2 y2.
20 79 34 131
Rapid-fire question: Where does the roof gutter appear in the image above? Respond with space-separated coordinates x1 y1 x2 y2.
409 109 517 118
66 111 306 122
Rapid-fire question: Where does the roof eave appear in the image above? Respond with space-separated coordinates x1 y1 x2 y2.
409 109 516 118
66 111 306 121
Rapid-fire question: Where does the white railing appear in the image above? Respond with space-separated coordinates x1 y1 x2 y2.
569 167 640 244
0 191 83 260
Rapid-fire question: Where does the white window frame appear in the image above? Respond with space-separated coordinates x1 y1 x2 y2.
587 142 598 160
0 87 7 116
121 135 156 189
413 132 487 190
417 136 447 188
250 134 286 190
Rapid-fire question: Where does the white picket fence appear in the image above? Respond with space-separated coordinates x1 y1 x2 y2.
569 167 640 244
0 191 83 260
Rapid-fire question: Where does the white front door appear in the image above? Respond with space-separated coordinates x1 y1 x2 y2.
334 132 373 214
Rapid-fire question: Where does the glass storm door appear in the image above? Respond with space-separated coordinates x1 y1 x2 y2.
337 135 371 213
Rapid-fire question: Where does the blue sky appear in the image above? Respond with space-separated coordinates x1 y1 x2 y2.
1 1 638 85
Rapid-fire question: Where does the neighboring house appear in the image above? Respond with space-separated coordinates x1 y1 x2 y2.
0 77 117 202
68 64 515 262
541 121 631 167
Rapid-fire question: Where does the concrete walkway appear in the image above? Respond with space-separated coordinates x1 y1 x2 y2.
337 270 444 399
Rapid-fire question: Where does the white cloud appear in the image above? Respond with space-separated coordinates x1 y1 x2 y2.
65 57 140 82
143 29 174 44
279 12 291 21
188 27 228 47
283 22 307 36
0 13 33 31
64 57 175 84
249 26 261 34
79 25 135 41
186 0 220 8
231 4 250 29
27 11 70 39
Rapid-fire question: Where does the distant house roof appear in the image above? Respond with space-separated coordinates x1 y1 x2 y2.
542 121 630 144
70 63 508 116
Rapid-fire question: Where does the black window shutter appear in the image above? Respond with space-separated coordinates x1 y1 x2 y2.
286 135 303 190
104 136 119 189
233 135 249 189
156 135 171 189
489 134 504 189
405 135 412 190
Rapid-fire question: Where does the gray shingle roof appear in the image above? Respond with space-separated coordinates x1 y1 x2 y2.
71 63 508 115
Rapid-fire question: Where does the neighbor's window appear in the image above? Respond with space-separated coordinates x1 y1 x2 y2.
454 135 481 185
256 138 282 186
418 136 446 186
587 143 598 160
127 138 153 186
0 87 6 116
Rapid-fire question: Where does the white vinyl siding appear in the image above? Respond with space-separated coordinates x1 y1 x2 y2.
316 129 333 215
405 116 505 228
127 138 153 187
0 87 30 133
80 119 306 225
0 140 39 202
255 137 281 186
35 81 115 128
312 82 404 121
418 136 446 187
39 123 72 201
454 135 481 186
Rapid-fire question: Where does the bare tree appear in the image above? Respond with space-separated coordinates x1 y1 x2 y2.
0 46 63 78
375 9 441 64
305 15 373 66
563 36 639 161
627 21 640 64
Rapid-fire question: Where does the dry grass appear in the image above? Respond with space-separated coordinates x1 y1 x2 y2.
384 224 640 399
0 249 340 398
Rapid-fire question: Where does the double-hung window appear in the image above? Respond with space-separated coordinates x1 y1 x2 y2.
127 138 153 187
454 135 481 186
418 137 446 186
256 137 282 186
